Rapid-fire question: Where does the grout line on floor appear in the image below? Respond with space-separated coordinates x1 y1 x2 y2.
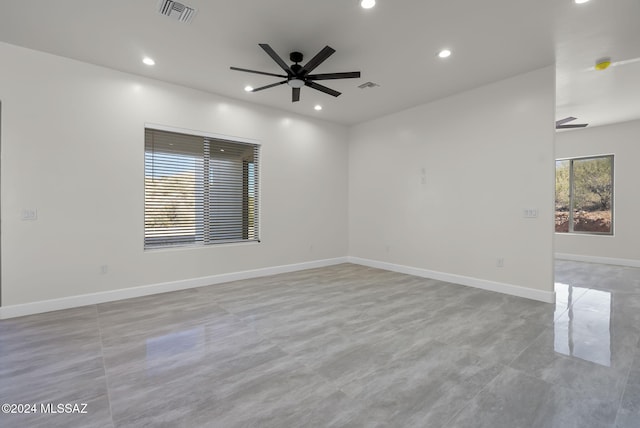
614 346 638 425
94 304 116 428
441 361 504 427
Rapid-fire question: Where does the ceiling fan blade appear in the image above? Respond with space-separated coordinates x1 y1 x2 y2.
301 46 336 75
305 81 341 97
610 57 640 67
557 124 588 129
258 44 292 74
292 87 301 102
230 67 288 78
251 80 288 92
555 117 577 126
307 72 361 80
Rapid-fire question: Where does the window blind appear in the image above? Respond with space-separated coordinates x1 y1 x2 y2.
144 128 259 249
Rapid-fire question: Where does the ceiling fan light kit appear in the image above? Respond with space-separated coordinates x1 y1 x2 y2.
287 79 305 88
231 44 361 103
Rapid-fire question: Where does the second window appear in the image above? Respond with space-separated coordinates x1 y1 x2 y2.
555 155 613 235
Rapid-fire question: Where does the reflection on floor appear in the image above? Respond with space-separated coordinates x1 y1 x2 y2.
554 283 612 367
1 260 639 427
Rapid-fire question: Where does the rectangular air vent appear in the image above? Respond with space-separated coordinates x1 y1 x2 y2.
157 0 196 23
358 81 380 89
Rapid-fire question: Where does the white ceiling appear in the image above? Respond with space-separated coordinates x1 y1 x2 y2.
0 0 638 127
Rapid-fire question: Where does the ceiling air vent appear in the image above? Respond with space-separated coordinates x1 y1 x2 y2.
157 0 196 23
358 81 380 89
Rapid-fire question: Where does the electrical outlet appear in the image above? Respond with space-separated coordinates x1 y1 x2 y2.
496 258 504 268
100 265 109 275
523 208 538 218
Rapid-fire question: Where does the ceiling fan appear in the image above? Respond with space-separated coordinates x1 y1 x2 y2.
231 44 361 102
556 117 588 129
587 56 640 71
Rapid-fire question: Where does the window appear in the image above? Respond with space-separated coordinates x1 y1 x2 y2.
144 127 259 249
555 155 613 234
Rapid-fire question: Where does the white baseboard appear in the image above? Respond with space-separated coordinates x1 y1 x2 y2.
0 257 349 319
555 253 640 268
347 257 556 304
0 255 559 319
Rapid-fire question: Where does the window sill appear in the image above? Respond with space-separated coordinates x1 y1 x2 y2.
144 240 261 253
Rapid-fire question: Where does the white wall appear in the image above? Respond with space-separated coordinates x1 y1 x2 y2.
555 119 640 265
349 67 556 297
0 42 349 307
0 41 558 312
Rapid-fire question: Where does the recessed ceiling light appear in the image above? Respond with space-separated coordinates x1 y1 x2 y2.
244 85 254 92
438 49 452 59
142 57 155 66
574 0 590 4
360 0 375 9
314 105 323 111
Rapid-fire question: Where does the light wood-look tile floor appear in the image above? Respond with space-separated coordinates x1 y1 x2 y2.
1 261 639 427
